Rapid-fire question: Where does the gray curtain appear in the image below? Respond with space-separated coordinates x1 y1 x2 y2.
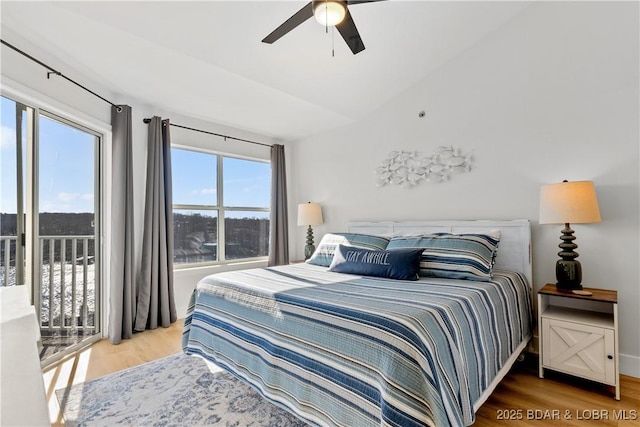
267 144 289 266
134 117 177 331
109 105 135 344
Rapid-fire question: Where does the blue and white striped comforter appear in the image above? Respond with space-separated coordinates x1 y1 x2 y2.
182 263 532 427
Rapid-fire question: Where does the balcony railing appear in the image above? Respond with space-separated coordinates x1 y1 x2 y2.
0 235 20 287
0 235 96 340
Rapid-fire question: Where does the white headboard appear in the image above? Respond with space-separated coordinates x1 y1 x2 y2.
348 219 532 287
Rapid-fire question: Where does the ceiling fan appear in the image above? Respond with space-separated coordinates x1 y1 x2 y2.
262 1 385 55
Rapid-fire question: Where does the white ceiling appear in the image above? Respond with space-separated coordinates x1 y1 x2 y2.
1 1 530 140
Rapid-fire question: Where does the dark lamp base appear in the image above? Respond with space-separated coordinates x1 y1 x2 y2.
555 259 583 290
553 222 583 291
304 225 316 260
304 244 315 260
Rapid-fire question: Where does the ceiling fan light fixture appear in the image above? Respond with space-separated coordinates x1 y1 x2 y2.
313 1 347 27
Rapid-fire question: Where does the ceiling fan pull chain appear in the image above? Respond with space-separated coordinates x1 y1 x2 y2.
332 25 335 57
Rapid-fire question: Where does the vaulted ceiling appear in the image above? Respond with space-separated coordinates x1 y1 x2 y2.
1 1 530 140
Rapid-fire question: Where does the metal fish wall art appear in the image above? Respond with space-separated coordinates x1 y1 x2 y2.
375 146 472 188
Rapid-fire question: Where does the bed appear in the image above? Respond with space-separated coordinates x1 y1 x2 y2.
182 220 533 427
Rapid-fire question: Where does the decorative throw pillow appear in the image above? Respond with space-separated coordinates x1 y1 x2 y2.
386 232 500 281
328 245 424 280
306 233 390 267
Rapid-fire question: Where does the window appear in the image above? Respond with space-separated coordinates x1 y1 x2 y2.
171 147 270 266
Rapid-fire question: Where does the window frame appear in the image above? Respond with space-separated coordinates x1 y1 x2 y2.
171 144 270 268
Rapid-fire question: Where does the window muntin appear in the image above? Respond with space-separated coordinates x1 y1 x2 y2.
171 147 270 266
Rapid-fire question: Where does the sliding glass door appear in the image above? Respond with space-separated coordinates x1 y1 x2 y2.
0 95 103 364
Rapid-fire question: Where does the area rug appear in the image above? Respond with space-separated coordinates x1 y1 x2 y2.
56 352 309 426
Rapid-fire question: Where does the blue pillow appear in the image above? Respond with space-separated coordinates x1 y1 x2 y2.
307 233 390 267
328 245 424 281
386 232 500 281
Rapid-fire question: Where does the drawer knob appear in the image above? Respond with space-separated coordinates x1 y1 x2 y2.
607 355 613 360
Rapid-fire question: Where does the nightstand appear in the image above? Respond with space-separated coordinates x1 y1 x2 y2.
538 284 619 400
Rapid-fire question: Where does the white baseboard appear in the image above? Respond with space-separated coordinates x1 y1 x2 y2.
620 353 640 378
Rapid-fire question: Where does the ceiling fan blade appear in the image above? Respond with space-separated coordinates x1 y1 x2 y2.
335 9 365 54
262 2 314 44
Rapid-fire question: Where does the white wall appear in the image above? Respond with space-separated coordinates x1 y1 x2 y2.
289 2 640 377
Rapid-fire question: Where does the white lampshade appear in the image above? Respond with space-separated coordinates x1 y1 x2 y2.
539 181 602 225
297 202 323 226
313 1 346 26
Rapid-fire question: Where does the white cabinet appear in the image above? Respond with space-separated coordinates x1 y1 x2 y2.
538 284 619 400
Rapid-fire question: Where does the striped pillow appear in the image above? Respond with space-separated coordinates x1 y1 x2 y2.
386 232 500 281
307 233 390 267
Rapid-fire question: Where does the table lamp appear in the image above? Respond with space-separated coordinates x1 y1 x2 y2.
539 180 601 290
297 202 323 260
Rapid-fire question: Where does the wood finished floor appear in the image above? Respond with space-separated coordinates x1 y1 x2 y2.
44 319 639 426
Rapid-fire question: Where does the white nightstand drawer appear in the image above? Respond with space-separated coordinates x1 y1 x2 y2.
541 317 616 385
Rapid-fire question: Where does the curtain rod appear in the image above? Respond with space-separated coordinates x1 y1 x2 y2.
142 118 272 148
1 39 122 112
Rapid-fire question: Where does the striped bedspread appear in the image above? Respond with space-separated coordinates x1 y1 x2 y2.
182 263 532 427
